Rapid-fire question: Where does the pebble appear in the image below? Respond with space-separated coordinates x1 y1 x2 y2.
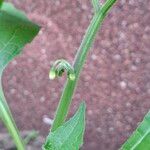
43 116 53 125
119 81 127 89
23 90 30 96
91 54 97 60
113 54 121 61
40 96 45 102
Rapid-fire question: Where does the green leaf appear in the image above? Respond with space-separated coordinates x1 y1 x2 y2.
0 0 3 7
121 111 150 150
43 102 86 150
0 2 40 150
0 2 40 72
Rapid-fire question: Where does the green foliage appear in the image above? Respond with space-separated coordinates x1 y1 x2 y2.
43 102 86 150
0 2 39 72
121 111 150 150
0 1 149 150
0 2 40 149
0 0 3 7
45 0 117 149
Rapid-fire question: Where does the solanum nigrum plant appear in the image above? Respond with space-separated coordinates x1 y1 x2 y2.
0 0 150 150
43 0 117 149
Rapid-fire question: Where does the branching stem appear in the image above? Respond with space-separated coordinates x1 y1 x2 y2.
91 0 101 13
51 0 117 132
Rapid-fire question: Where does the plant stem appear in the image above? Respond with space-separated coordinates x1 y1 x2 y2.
91 0 101 12
0 81 25 150
51 0 117 132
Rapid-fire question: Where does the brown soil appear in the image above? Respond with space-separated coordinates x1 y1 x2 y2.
1 0 150 149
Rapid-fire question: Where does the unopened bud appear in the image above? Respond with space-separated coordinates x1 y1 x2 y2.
49 70 56 80
69 73 75 80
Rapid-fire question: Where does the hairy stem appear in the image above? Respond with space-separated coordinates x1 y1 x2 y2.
51 0 117 132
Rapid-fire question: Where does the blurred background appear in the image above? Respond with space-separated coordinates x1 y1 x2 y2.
0 0 150 149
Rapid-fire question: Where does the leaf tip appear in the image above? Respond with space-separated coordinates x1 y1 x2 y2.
77 101 86 120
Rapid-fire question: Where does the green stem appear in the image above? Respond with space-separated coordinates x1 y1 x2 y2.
51 0 117 132
0 81 25 150
91 0 101 12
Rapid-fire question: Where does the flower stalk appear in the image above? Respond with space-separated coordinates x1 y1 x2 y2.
51 0 117 132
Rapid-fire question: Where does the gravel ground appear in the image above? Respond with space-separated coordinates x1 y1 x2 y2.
0 0 150 149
